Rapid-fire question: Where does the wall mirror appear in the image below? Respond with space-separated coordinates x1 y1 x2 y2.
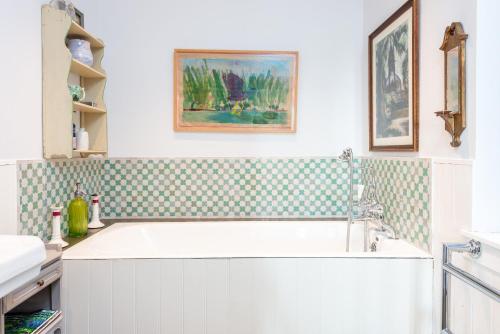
435 22 468 147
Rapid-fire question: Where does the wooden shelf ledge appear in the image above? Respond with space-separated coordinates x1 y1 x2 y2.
68 21 105 48
73 150 107 158
73 102 106 114
70 59 106 79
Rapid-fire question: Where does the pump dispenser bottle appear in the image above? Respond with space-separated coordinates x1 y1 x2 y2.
88 194 104 229
68 182 88 237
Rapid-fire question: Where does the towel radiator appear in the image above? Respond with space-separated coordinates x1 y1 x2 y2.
441 240 500 334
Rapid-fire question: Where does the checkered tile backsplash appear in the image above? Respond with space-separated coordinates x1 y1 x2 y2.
362 158 431 251
17 157 430 251
18 159 103 240
101 158 359 218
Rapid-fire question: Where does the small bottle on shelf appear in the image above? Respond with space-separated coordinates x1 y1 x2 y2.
76 128 89 150
72 123 77 150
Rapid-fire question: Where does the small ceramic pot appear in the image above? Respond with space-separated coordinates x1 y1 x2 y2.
68 39 93 66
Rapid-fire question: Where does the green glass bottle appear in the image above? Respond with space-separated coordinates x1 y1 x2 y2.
68 182 88 237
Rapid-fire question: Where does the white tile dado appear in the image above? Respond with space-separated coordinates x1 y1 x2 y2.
431 159 500 334
63 257 433 334
0 161 18 234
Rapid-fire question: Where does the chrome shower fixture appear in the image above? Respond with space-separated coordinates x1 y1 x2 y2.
338 148 353 162
338 147 354 251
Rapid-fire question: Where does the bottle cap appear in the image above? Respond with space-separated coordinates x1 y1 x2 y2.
74 182 86 197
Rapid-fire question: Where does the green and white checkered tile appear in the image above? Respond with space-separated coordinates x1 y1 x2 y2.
18 159 103 241
18 162 46 238
17 156 430 251
362 158 431 251
101 158 360 218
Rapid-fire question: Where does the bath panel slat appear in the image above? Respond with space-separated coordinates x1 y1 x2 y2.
160 260 183 334
321 258 361 333
183 259 207 334
135 259 162 334
64 260 90 334
111 260 135 334
205 259 229 334
296 259 322 334
356 259 384 333
267 259 299 334
253 259 276 333
228 259 256 334
89 260 112 334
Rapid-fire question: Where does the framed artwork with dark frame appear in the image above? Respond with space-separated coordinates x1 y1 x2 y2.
369 0 419 151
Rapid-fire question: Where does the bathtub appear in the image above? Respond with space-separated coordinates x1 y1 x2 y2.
62 221 433 334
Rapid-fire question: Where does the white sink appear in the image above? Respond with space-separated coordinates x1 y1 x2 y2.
0 235 46 298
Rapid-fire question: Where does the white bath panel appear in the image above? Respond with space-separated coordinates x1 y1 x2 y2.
63 257 433 334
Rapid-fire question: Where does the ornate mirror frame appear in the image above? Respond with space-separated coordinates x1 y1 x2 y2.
435 22 468 147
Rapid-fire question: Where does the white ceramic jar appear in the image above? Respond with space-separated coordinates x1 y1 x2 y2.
76 128 89 150
68 39 93 66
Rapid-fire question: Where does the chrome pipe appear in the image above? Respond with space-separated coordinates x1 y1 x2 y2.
441 240 500 334
346 159 354 252
443 264 500 302
338 148 354 252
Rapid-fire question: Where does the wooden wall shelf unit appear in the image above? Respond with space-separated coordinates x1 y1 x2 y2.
42 5 108 159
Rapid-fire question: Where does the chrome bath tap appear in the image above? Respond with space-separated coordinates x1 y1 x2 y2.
356 166 396 251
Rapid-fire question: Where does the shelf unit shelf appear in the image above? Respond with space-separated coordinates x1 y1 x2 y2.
70 59 106 79
73 149 107 158
68 21 105 48
73 101 106 114
42 5 108 159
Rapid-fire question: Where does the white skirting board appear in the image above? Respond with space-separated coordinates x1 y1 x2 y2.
62 257 433 334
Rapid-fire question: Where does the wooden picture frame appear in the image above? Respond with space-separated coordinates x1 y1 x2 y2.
173 49 298 133
369 0 419 151
435 22 468 147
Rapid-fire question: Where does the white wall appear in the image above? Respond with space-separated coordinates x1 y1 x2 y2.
362 0 476 159
81 0 364 158
472 0 500 232
0 0 46 160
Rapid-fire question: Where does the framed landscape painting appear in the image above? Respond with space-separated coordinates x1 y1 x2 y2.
174 49 298 133
369 0 419 151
